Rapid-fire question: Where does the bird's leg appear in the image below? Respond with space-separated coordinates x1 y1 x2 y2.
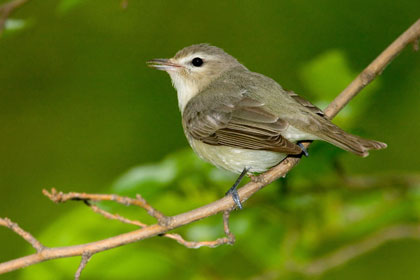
298 143 309 157
226 167 249 210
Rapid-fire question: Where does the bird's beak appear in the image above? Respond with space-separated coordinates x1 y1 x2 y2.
146 58 182 71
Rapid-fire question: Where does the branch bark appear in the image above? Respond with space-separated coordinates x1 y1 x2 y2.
1 18 419 276
0 218 44 252
74 252 92 280
44 188 236 249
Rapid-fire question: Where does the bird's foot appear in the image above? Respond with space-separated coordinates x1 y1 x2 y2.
226 186 242 210
298 143 309 157
225 167 249 210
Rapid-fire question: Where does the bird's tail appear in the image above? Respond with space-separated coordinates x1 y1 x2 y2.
318 123 387 157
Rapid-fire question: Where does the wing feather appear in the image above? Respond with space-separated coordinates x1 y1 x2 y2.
183 87 303 155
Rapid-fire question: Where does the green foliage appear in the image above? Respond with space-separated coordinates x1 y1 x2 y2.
4 19 26 31
21 150 420 279
17 45 420 280
1 1 419 279
56 0 86 15
1 18 33 38
299 50 381 128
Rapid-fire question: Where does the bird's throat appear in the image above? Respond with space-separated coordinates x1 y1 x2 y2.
169 73 201 112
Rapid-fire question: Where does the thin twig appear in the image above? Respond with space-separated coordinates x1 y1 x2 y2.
88 203 147 228
54 189 234 248
74 252 92 280
0 217 45 252
135 194 169 225
0 0 29 35
1 18 419 275
163 210 235 248
223 210 235 244
43 188 169 225
255 225 420 280
323 18 420 119
164 232 233 249
299 225 420 276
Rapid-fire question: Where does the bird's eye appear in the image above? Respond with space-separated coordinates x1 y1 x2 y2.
191 57 203 67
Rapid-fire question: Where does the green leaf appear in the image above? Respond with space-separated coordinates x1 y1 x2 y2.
300 50 355 101
4 19 26 31
19 206 174 280
112 158 177 195
299 49 381 128
57 0 86 15
24 147 420 279
1 18 33 37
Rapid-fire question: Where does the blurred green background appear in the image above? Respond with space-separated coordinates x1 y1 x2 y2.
1 0 420 279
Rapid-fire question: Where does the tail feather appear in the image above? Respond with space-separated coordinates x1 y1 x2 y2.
318 124 387 157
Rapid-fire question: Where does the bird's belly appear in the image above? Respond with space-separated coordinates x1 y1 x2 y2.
188 138 286 174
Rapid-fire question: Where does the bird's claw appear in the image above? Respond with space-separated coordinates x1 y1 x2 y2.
226 187 243 210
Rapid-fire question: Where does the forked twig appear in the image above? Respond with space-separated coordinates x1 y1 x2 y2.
0 217 45 252
45 188 236 249
43 188 168 225
74 252 92 280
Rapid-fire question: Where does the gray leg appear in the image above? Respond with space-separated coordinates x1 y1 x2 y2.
226 167 249 210
298 143 309 157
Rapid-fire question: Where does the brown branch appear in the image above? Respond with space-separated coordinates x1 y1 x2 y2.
43 188 168 225
164 211 235 248
323 18 420 119
0 0 30 35
0 217 45 252
88 203 147 228
74 252 92 280
164 232 233 249
45 188 236 249
1 18 419 276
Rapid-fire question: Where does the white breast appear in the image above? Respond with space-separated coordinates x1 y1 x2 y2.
188 138 286 174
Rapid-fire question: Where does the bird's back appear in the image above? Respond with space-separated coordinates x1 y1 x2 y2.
192 68 386 157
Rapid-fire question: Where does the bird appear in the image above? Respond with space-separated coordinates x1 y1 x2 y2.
147 43 387 209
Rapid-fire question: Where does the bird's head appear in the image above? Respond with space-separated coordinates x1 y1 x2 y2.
147 44 245 111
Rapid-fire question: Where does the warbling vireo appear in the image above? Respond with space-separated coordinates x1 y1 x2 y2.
147 44 387 209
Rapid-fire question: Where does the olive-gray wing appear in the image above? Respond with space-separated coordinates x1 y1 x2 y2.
286 90 325 117
183 94 303 155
